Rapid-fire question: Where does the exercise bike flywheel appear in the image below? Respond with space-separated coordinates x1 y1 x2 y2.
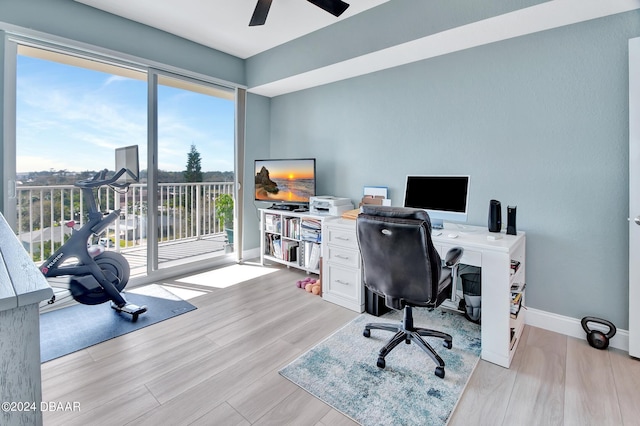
69 251 130 305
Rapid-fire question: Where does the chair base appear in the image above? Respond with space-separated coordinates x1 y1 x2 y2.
363 306 452 378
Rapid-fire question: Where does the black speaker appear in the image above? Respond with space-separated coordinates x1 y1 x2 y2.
488 200 501 232
507 205 517 235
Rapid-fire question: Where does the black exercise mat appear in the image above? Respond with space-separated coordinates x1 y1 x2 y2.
40 285 196 363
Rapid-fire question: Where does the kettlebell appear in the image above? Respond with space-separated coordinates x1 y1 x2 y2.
581 316 616 350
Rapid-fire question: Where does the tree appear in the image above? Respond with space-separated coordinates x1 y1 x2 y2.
184 144 203 183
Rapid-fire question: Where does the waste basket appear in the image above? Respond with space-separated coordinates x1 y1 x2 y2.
461 272 481 323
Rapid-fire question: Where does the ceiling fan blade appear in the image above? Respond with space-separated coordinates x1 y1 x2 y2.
249 0 273 26
307 0 350 17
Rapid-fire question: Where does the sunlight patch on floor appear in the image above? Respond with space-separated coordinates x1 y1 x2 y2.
175 263 280 289
127 283 182 300
158 285 207 301
128 282 208 301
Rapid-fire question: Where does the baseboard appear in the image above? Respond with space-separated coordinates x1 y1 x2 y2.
525 307 629 352
241 247 260 261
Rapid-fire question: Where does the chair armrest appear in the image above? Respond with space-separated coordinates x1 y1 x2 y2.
444 246 464 268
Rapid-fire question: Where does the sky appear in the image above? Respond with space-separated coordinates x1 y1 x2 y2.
255 159 316 180
16 54 235 174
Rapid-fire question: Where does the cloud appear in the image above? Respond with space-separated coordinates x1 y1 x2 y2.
104 75 130 86
16 56 234 173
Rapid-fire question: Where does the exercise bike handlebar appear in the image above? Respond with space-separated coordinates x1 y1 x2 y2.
74 168 137 189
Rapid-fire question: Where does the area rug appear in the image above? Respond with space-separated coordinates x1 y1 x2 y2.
40 284 196 363
279 308 481 426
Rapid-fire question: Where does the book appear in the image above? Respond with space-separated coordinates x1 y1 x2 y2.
510 282 526 293
511 292 522 305
281 240 299 262
264 214 281 233
283 217 300 239
510 298 525 318
301 218 322 242
510 259 521 275
272 238 282 259
307 243 321 270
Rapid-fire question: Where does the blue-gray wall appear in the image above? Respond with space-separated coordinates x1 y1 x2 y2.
263 11 640 329
244 94 271 249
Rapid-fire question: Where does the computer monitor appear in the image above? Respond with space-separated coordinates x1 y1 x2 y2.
115 145 140 183
403 175 470 229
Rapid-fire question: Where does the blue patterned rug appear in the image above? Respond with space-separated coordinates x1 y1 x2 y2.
279 308 481 425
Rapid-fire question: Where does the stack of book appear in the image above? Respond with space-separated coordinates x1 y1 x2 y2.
281 240 299 262
264 214 281 233
283 217 300 239
510 282 525 319
301 218 322 243
510 259 521 276
265 234 282 259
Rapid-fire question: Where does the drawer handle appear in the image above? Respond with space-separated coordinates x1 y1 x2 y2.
335 254 350 260
335 279 350 285
335 236 351 241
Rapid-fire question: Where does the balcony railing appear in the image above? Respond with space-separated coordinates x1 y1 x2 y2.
16 181 234 263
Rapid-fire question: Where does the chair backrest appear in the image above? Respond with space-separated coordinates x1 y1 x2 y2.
356 205 442 310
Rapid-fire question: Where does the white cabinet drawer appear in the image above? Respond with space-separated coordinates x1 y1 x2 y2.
325 226 358 249
326 246 360 269
325 264 361 301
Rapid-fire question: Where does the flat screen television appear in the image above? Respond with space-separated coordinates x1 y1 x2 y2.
254 158 316 207
403 175 470 229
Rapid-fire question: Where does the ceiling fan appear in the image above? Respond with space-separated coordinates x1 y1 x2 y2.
249 0 350 26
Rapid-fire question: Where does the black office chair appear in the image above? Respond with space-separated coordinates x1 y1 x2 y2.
356 205 463 378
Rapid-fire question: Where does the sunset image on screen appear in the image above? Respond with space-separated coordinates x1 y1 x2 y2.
255 159 315 203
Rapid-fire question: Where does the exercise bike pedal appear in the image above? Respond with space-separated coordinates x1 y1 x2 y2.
111 302 147 322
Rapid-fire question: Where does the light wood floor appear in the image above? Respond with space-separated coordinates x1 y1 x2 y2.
41 265 640 425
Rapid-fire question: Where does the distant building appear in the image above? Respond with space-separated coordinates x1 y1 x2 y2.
19 226 73 254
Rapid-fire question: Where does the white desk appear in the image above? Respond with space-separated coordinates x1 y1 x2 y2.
321 218 526 369
431 223 526 368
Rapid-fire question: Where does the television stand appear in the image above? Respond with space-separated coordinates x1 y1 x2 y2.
260 208 324 274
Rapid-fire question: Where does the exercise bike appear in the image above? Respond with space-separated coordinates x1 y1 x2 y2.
40 165 147 321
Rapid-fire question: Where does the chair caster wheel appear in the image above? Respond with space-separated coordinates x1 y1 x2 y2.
443 340 452 349
363 329 371 338
435 366 445 378
377 357 386 369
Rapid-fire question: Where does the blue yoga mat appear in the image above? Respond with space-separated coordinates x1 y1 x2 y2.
40 285 196 363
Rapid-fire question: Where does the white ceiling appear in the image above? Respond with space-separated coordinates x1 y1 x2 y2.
73 0 640 97
75 0 390 59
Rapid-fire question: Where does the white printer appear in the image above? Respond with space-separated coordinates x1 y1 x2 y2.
309 196 353 216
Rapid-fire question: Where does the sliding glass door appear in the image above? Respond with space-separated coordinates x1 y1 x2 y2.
152 71 236 271
4 36 239 282
13 44 150 271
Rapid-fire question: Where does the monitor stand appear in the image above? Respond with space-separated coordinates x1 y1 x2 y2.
431 218 444 230
453 224 478 233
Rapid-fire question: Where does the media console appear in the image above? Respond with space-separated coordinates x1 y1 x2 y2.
320 217 526 369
